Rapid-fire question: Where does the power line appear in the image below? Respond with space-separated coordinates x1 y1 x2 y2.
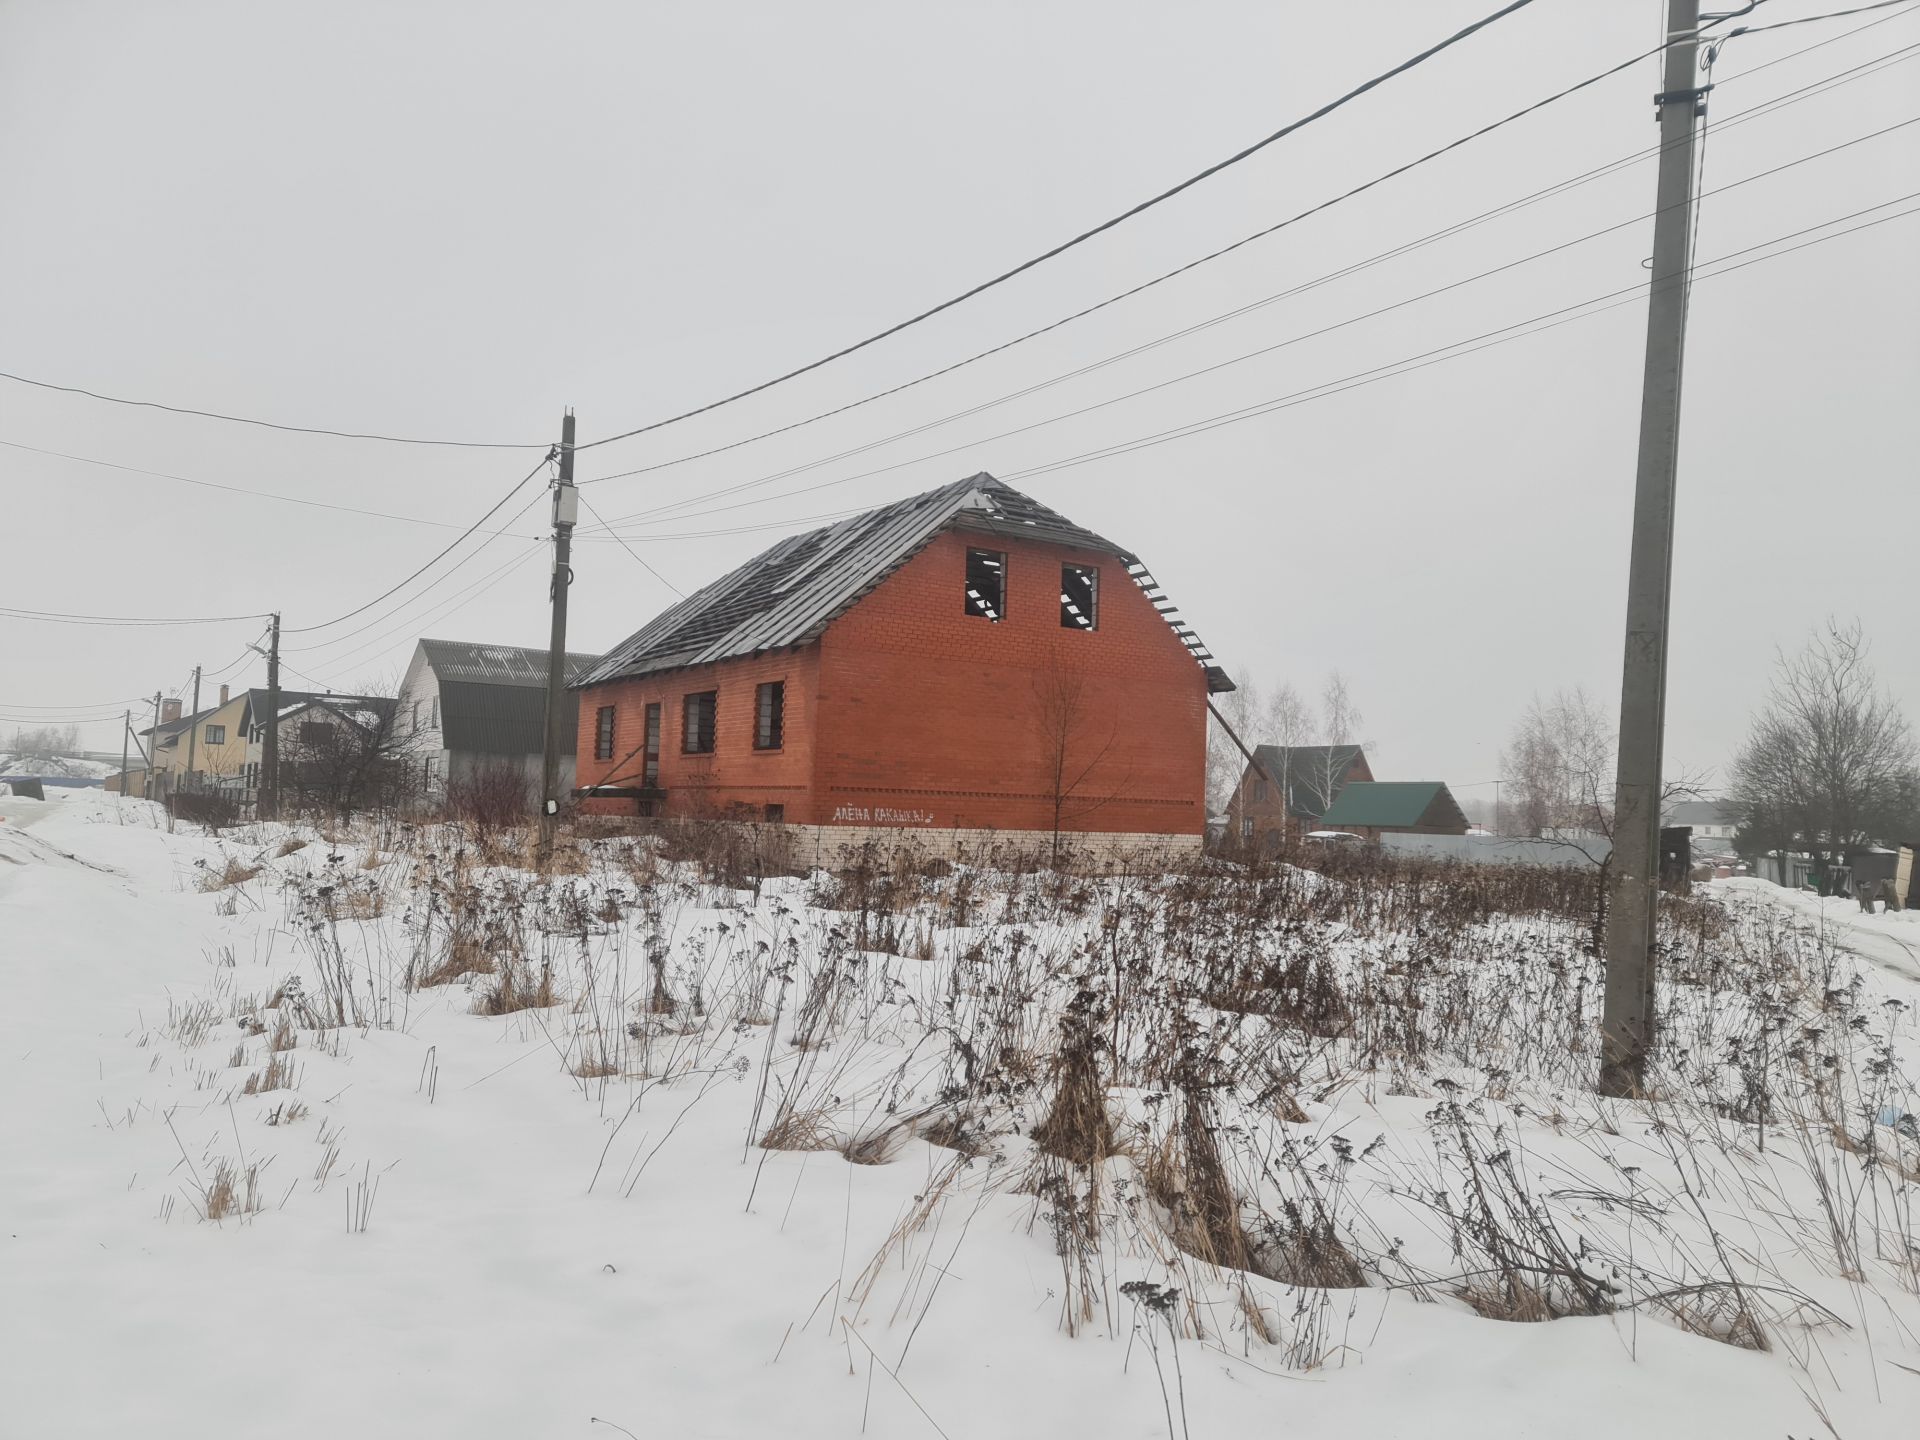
297 543 547 687
574 3 1788 460
571 1 1560 456
581 38 1920 536
576 10 1880 506
583 114 1919 537
282 488 550 653
283 453 553 635
1725 0 1912 37
999 197 1920 483
0 605 268 627
0 438 544 538
577 492 684 597
0 371 547 450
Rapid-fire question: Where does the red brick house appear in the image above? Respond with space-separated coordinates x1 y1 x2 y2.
572 474 1230 857
1224 744 1373 850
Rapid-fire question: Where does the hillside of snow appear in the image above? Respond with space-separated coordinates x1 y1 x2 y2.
3 792 1917 1439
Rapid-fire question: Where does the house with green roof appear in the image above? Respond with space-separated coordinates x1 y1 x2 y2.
1316 780 1470 840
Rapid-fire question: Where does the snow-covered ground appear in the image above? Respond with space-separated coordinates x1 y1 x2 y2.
3 793 1917 1438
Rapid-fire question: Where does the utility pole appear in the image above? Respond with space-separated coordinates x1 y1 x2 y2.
537 412 578 867
260 612 282 821
119 709 130 806
145 692 161 800
183 664 202 784
1601 0 1706 1098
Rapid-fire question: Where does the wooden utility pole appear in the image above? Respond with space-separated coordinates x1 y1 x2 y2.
1601 0 1705 1098
260 613 282 821
537 413 578 866
119 709 130 804
183 664 202 783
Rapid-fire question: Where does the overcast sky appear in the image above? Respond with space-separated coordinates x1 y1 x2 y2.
3 0 1915 795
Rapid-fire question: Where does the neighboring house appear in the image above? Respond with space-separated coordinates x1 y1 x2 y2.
1317 780 1471 841
396 638 597 802
275 696 402 813
1224 744 1373 849
1666 798 1740 853
571 473 1231 859
141 685 384 807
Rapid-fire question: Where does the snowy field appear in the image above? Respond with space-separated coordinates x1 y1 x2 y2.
3 791 1918 1439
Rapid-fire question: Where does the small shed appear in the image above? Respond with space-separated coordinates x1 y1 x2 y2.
1318 781 1470 840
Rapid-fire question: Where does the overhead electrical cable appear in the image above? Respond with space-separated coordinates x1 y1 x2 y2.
569 1 1572 455
0 371 548 450
577 492 684 597
282 488 550 654
998 197 1920 483
582 117 1918 536
581 43 1920 536
0 439 544 539
282 453 553 636
576 11 1889 502
0 605 269 627
573 1 1789 458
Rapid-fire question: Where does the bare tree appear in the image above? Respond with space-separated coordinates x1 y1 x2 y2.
1297 673 1366 821
280 698 425 819
8 724 80 760
1728 621 1918 861
1031 662 1124 864
1499 688 1614 839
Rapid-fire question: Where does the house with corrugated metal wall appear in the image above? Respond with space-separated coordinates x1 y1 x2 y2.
570 473 1231 861
397 639 598 803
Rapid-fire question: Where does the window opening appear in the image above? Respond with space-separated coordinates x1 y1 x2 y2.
643 703 661 785
1060 564 1098 631
682 691 715 755
964 548 1006 621
595 705 616 761
754 681 785 750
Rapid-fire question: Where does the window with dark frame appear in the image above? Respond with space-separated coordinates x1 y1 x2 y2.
1060 564 1098 631
297 722 329 745
682 690 716 754
643 703 661 785
964 548 1007 621
594 705 616 761
754 681 784 750
204 724 226 745
765 803 785 824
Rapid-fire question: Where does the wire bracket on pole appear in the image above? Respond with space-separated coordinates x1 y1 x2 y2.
1654 82 1714 116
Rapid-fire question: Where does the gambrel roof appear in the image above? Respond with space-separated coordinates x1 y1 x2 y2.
578 474 1229 690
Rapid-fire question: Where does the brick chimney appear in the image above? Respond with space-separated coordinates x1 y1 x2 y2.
219 683 229 706
160 698 182 723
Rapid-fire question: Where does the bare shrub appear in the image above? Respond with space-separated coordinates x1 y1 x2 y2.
444 762 533 833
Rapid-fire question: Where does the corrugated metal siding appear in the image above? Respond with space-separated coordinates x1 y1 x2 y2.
420 639 598 688
439 681 579 756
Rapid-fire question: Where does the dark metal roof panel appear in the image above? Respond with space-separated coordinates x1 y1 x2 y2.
439 680 579 756
578 473 1203 687
420 638 598 688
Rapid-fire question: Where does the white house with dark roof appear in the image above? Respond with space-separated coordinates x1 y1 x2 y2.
396 638 598 801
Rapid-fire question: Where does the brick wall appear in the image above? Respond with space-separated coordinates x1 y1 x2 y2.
815 529 1206 836
572 527 1210 837
573 645 821 820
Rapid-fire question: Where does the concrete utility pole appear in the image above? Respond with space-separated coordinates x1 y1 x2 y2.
183 664 202 783
119 709 130 806
260 612 282 821
537 412 578 866
144 692 161 800
1601 0 1706 1099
